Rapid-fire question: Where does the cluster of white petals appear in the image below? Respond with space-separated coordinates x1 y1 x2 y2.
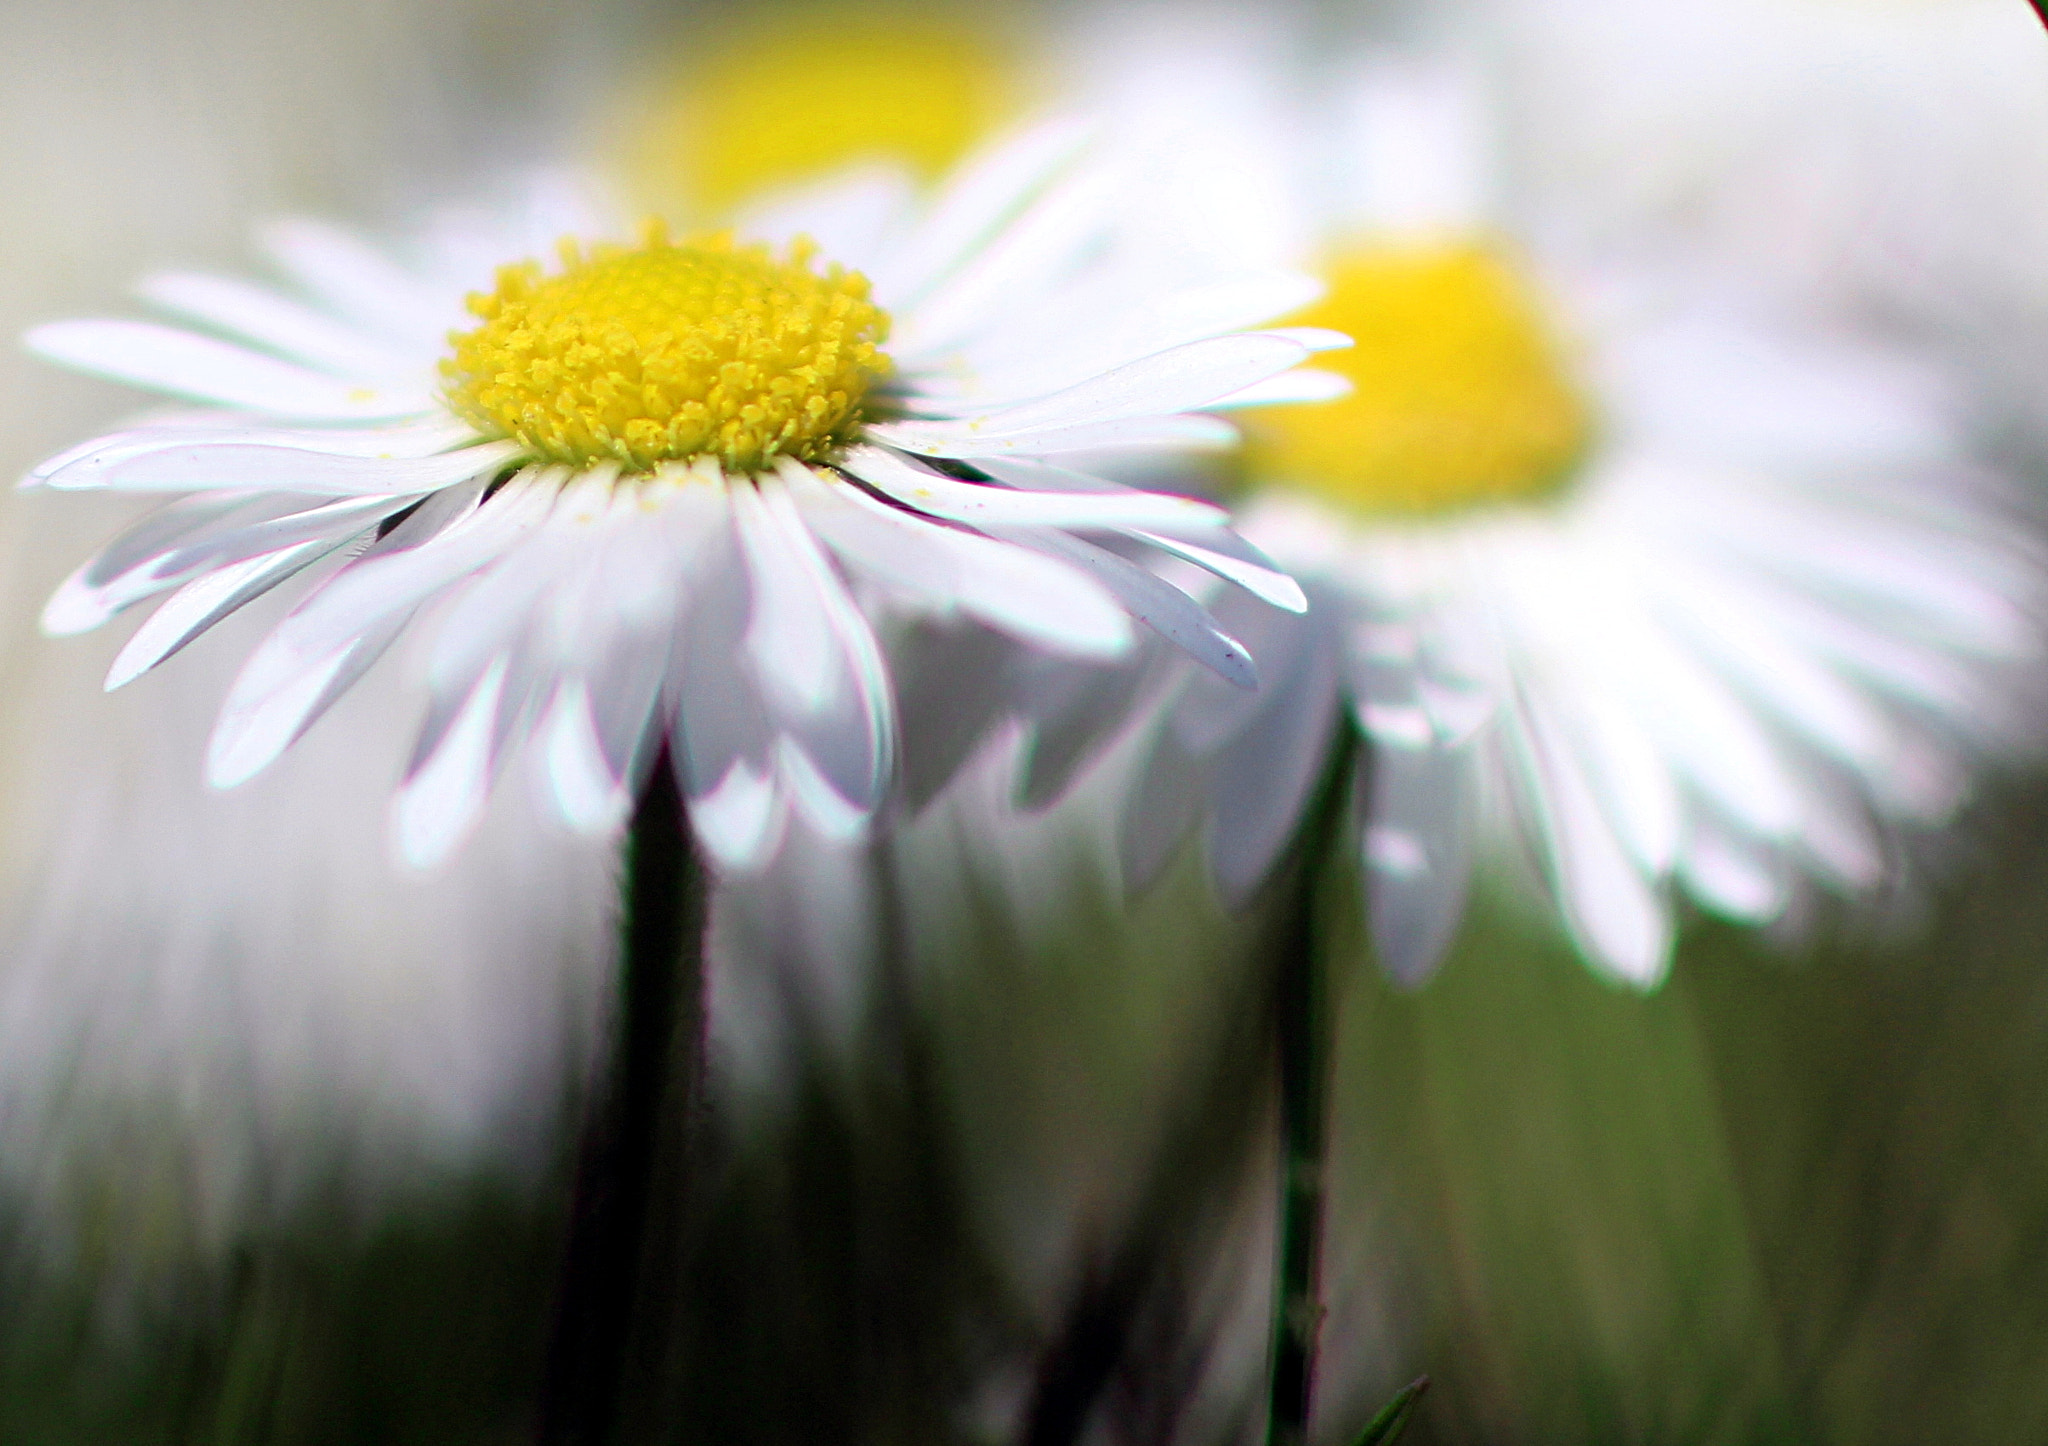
23 123 1334 871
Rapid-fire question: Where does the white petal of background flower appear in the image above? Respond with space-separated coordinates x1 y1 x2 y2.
1097 32 2048 990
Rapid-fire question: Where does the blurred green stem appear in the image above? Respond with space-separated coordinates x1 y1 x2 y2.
2032 0 2048 31
1267 721 1361 1446
537 748 707 1446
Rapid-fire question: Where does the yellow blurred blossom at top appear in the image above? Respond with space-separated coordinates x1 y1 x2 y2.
616 3 1023 217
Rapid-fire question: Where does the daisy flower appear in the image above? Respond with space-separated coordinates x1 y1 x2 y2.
21 122 1329 871
1492 0 2048 379
1122 60 2043 987
613 0 1025 219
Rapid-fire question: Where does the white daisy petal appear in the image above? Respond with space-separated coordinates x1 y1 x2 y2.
1258 327 1353 354
838 444 1223 529
774 737 872 842
793 468 1134 659
689 758 788 872
878 116 1092 303
259 217 454 347
47 439 518 497
1512 693 1674 988
49 492 411 644
393 658 509 869
1361 736 1476 989
733 472 894 816
1655 560 1895 773
31 417 482 487
25 320 429 421
670 536 775 808
200 481 525 788
540 679 636 838
1128 529 1308 613
889 161 1117 359
894 332 1318 440
1504 536 1804 841
734 164 917 272
1677 824 1788 924
1208 368 1353 410
1207 629 1343 907
42 492 290 634
206 639 363 788
265 475 551 662
1570 684 1684 876
146 491 413 578
870 413 1241 458
106 536 360 690
581 644 669 799
999 527 1257 690
137 271 417 377
1144 271 1329 348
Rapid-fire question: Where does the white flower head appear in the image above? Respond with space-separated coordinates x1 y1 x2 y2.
22 121 1331 871
1121 56 2045 988
1492 0 2048 344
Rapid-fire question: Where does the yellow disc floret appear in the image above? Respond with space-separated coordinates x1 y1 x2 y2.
443 224 891 475
1247 243 1591 516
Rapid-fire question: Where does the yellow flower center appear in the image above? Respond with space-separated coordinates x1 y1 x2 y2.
1246 243 1591 516
443 225 892 475
619 5 1017 215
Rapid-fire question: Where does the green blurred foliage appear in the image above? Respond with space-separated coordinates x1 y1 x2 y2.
0 1175 561 1445
1327 785 2048 1446
9 786 2048 1445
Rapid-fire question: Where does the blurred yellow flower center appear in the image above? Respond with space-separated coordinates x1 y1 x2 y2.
444 226 891 475
1247 244 1589 516
624 7 1015 213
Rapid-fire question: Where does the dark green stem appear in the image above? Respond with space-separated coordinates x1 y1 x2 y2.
2032 0 2048 30
537 747 708 1446
1266 721 1362 1446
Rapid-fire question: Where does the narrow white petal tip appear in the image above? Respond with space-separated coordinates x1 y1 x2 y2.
205 649 352 789
544 693 634 836
1583 926 1674 992
561 792 632 839
42 585 112 639
690 763 786 872
775 740 878 842
204 720 267 788
1270 576 1310 615
393 797 489 871
204 747 270 792
21 322 78 362
1266 326 1353 352
104 637 167 692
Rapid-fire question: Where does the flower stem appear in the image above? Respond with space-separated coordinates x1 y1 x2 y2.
1266 721 1361 1446
537 748 708 1446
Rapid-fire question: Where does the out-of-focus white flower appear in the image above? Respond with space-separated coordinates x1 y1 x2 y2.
1489 0 2048 403
1122 59 2044 988
23 121 1328 872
